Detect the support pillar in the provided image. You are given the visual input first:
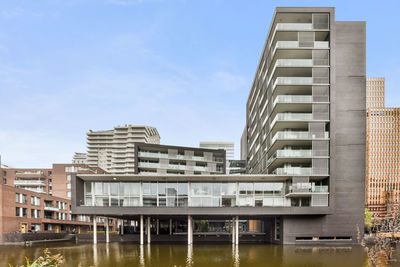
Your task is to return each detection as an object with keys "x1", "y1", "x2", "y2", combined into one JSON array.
[
  {"x1": 169, "y1": 218, "x2": 173, "y2": 235},
  {"x1": 93, "y1": 216, "x2": 97, "y2": 244},
  {"x1": 105, "y1": 217, "x2": 109, "y2": 243},
  {"x1": 232, "y1": 217, "x2": 235, "y2": 244},
  {"x1": 147, "y1": 216, "x2": 151, "y2": 244},
  {"x1": 156, "y1": 219, "x2": 159, "y2": 235},
  {"x1": 235, "y1": 216, "x2": 239, "y2": 245},
  {"x1": 188, "y1": 216, "x2": 192, "y2": 245},
  {"x1": 121, "y1": 219, "x2": 124, "y2": 235},
  {"x1": 140, "y1": 215, "x2": 144, "y2": 245}
]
